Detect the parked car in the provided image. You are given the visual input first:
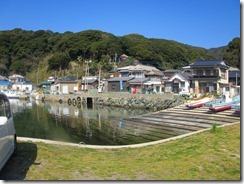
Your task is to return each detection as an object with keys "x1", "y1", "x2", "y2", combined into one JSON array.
[{"x1": 0, "y1": 92, "x2": 17, "y2": 171}]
